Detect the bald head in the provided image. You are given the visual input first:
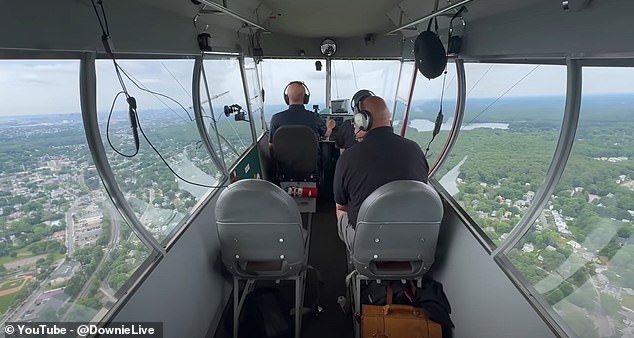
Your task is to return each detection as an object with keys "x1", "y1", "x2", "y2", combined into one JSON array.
[
  {"x1": 359, "y1": 96, "x2": 391, "y2": 129},
  {"x1": 287, "y1": 82, "x2": 306, "y2": 105}
]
